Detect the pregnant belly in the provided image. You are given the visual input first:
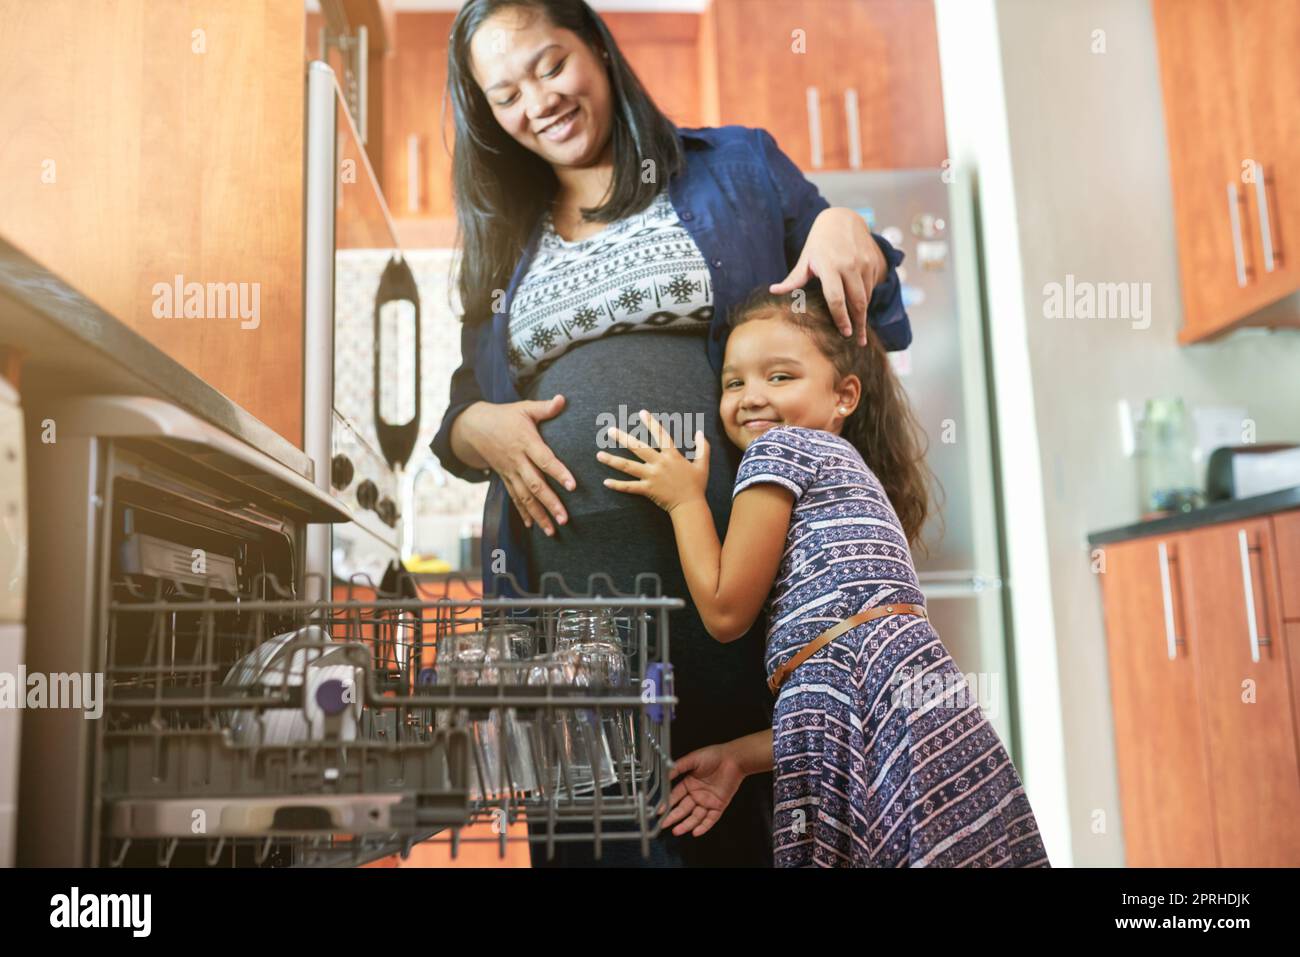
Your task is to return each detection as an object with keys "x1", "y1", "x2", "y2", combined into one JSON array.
[{"x1": 520, "y1": 331, "x2": 739, "y2": 520}]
